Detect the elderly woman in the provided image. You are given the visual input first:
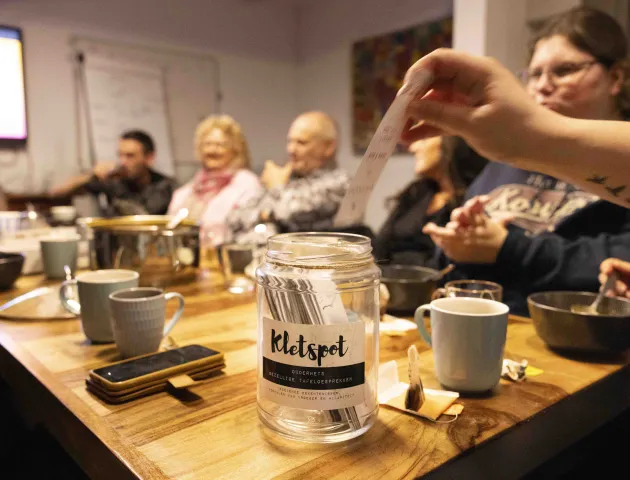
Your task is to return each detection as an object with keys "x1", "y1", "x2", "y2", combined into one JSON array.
[
  {"x1": 424, "y1": 7, "x2": 630, "y2": 315},
  {"x1": 168, "y1": 115, "x2": 262, "y2": 246}
]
